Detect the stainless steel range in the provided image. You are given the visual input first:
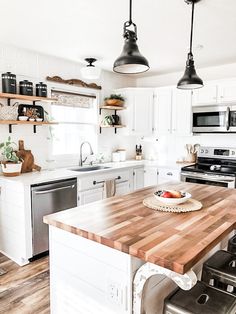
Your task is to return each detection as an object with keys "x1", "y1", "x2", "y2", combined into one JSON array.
[{"x1": 181, "y1": 146, "x2": 236, "y2": 188}]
